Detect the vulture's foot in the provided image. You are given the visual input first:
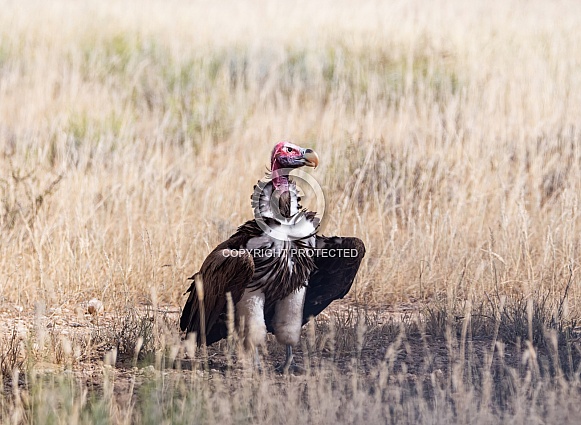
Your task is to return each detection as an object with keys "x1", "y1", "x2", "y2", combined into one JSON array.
[
  {"x1": 274, "y1": 345, "x2": 306, "y2": 375},
  {"x1": 275, "y1": 362, "x2": 306, "y2": 375}
]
